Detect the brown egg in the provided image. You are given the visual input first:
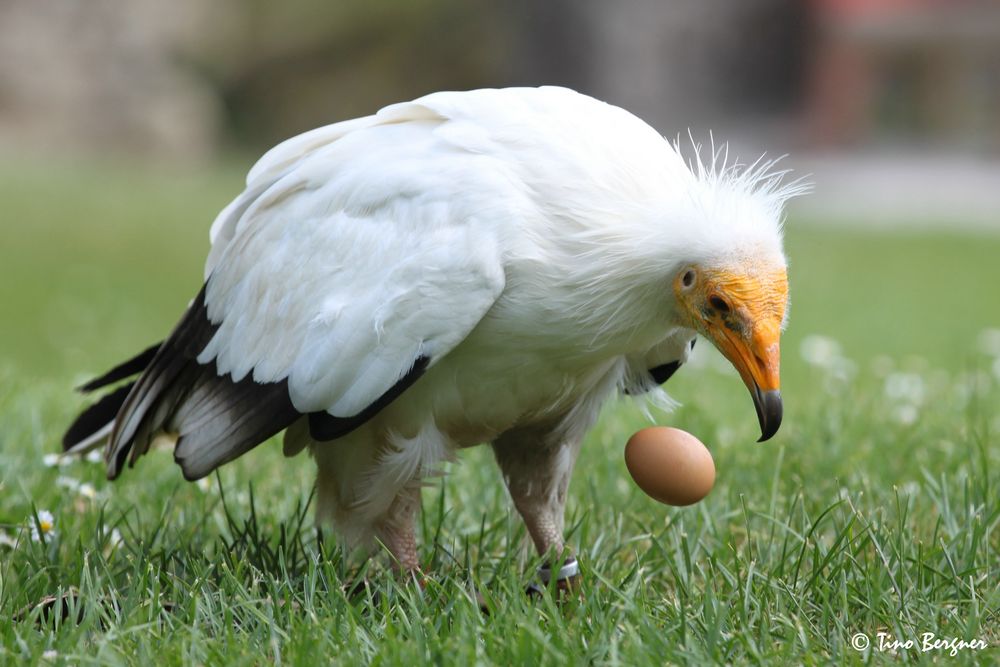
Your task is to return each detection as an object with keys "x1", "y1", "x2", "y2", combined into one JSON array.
[{"x1": 624, "y1": 427, "x2": 715, "y2": 506}]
